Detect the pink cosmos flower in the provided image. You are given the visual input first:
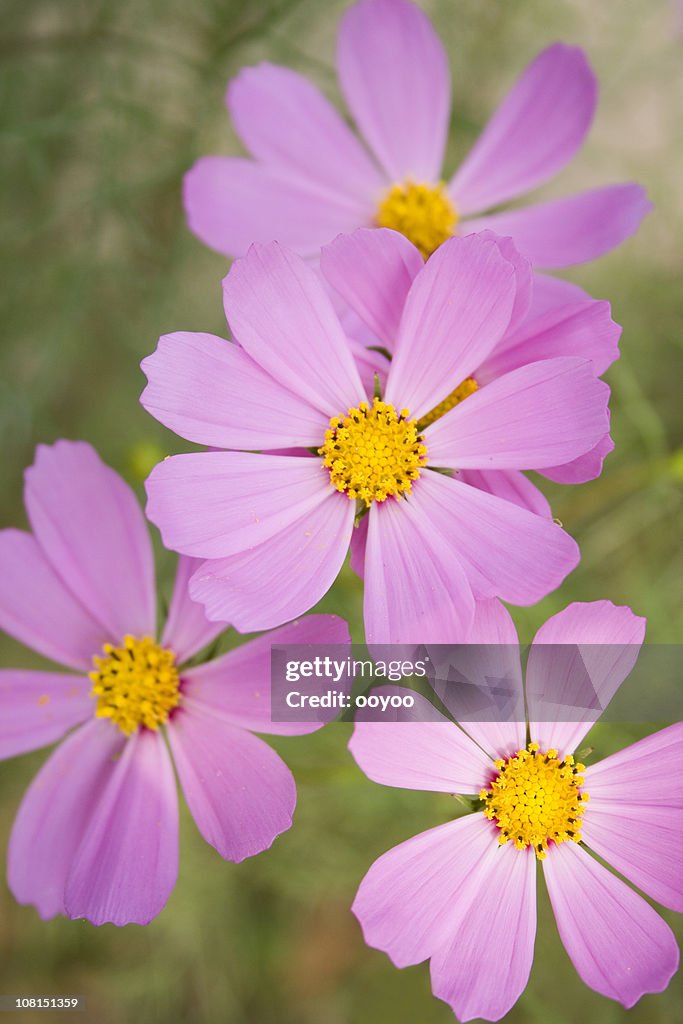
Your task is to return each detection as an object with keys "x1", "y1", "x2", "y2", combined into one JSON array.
[
  {"x1": 323, "y1": 228, "x2": 620, "y2": 512},
  {"x1": 349, "y1": 600, "x2": 682, "y2": 1021},
  {"x1": 0, "y1": 440, "x2": 350, "y2": 926},
  {"x1": 143, "y1": 233, "x2": 610, "y2": 643},
  {"x1": 184, "y1": 0, "x2": 650, "y2": 298}
]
